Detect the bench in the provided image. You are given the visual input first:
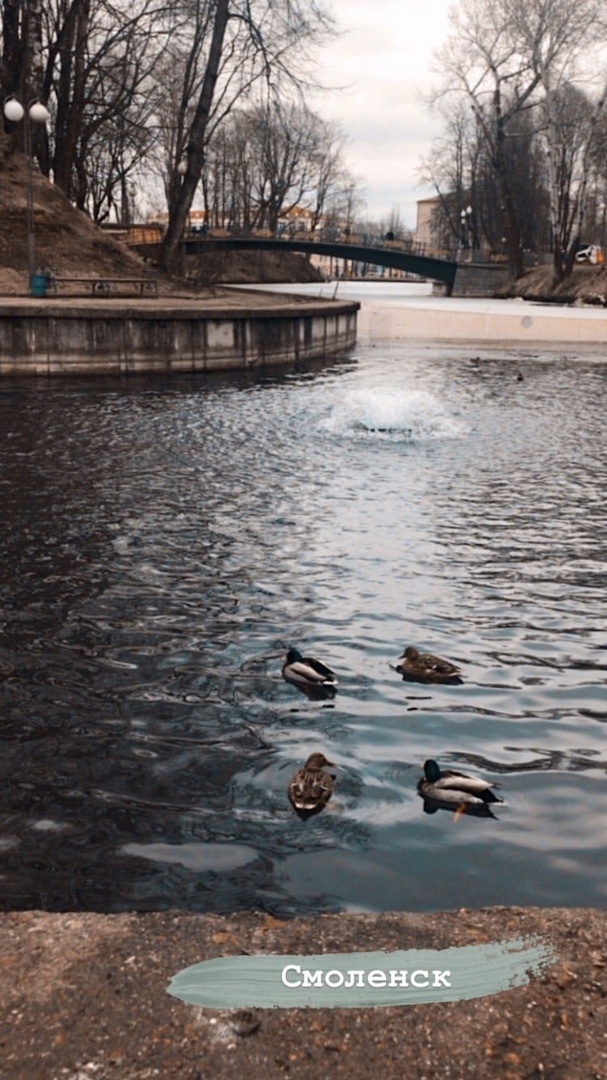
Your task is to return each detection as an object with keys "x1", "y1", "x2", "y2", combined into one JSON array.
[{"x1": 49, "y1": 276, "x2": 159, "y2": 297}]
